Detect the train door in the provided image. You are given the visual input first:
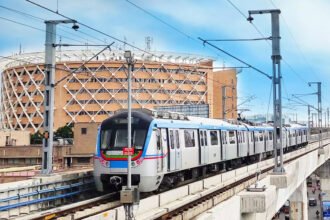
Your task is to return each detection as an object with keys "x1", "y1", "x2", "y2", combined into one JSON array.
[
  {"x1": 156, "y1": 129, "x2": 167, "y2": 173},
  {"x1": 199, "y1": 130, "x2": 207, "y2": 164},
  {"x1": 168, "y1": 129, "x2": 176, "y2": 171},
  {"x1": 204, "y1": 130, "x2": 209, "y2": 164},
  {"x1": 174, "y1": 130, "x2": 182, "y2": 170},
  {"x1": 156, "y1": 129, "x2": 162, "y2": 173},
  {"x1": 161, "y1": 129, "x2": 168, "y2": 171},
  {"x1": 220, "y1": 131, "x2": 227, "y2": 161}
]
